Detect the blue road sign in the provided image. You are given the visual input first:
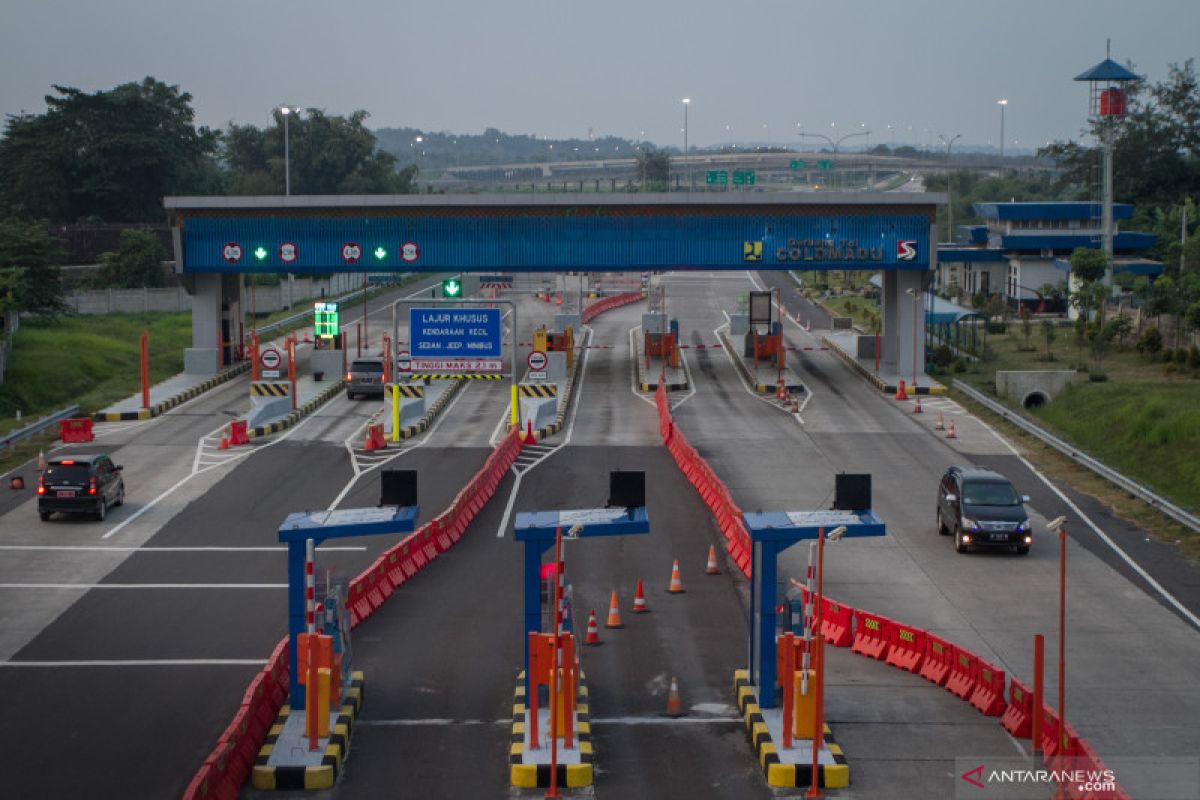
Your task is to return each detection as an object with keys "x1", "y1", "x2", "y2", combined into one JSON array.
[{"x1": 409, "y1": 307, "x2": 502, "y2": 366}]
